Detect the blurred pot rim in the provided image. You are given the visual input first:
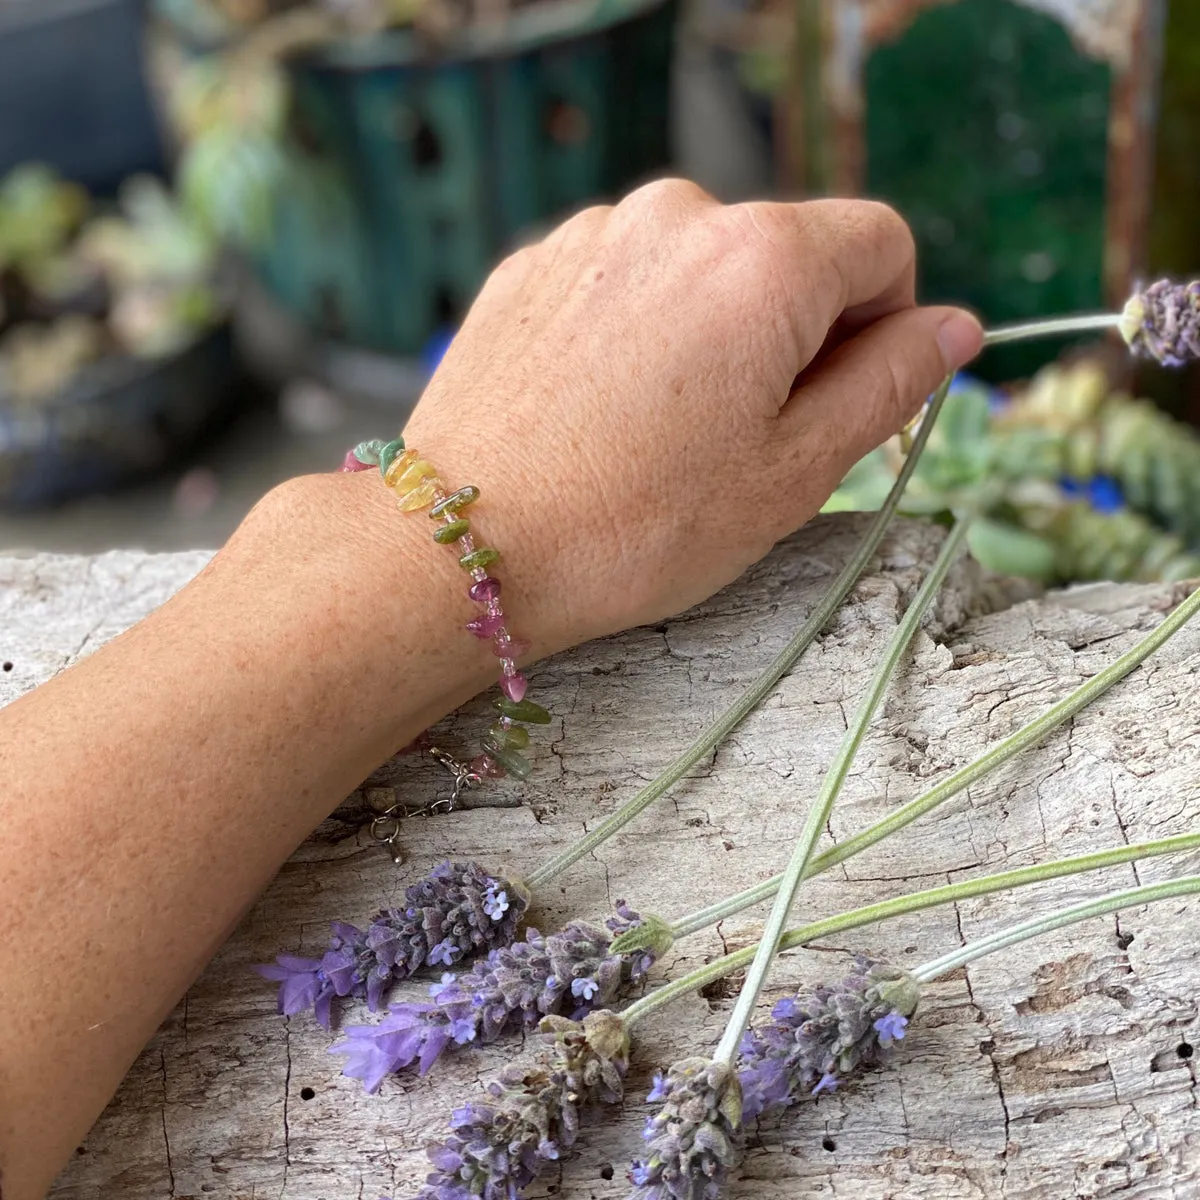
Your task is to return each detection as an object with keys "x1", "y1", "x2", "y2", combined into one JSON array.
[
  {"x1": 151, "y1": 0, "x2": 670, "y2": 69},
  {"x1": 0, "y1": 321, "x2": 231, "y2": 439}
]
